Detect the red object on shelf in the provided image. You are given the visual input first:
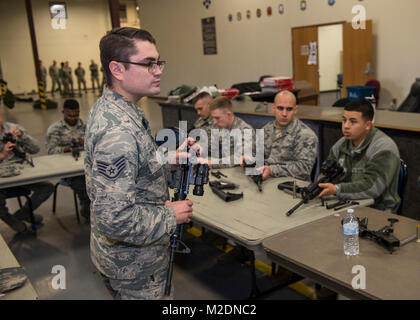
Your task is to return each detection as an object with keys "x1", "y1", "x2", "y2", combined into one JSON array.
[
  {"x1": 220, "y1": 88, "x2": 240, "y2": 98},
  {"x1": 261, "y1": 76, "x2": 294, "y2": 87}
]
